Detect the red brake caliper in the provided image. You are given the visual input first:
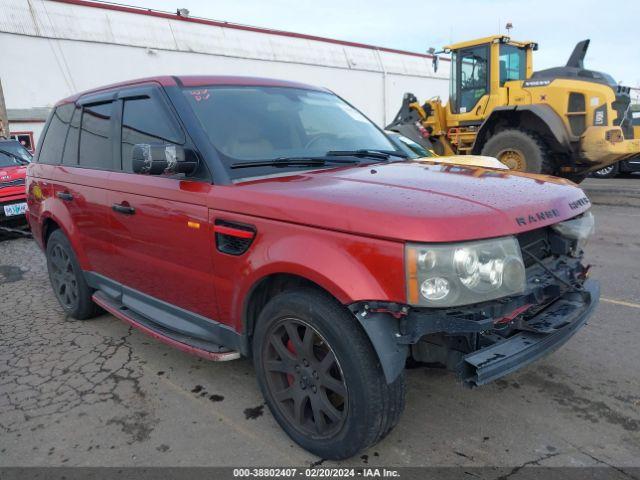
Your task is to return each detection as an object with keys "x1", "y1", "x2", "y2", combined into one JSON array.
[{"x1": 286, "y1": 339, "x2": 296, "y2": 386}]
